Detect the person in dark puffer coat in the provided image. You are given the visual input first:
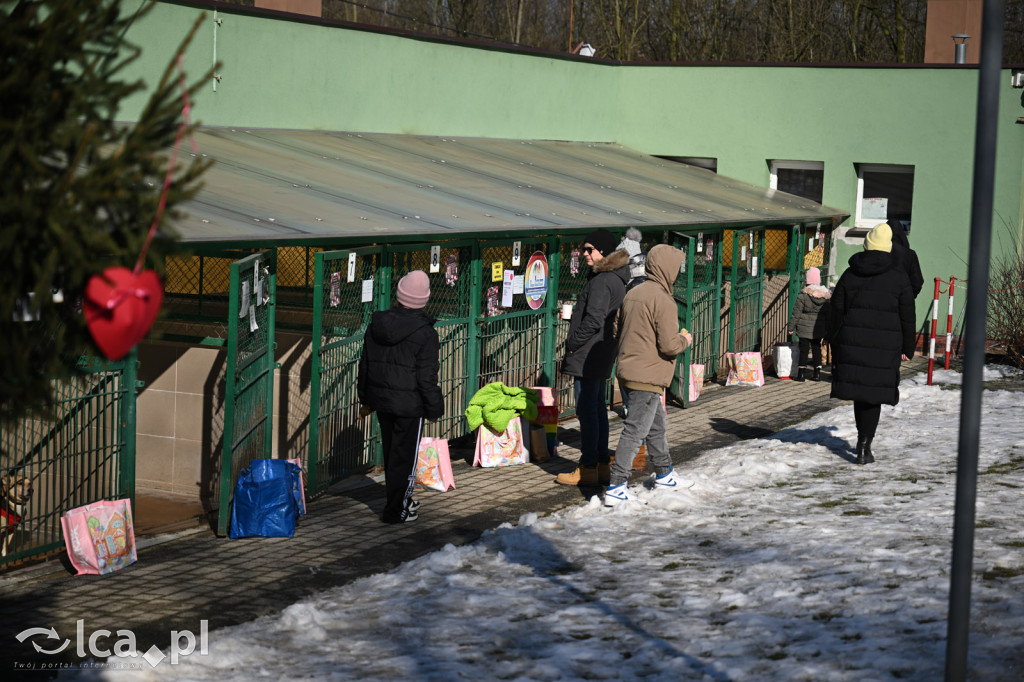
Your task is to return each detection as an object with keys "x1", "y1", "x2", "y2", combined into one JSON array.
[
  {"x1": 889, "y1": 221, "x2": 924, "y2": 299},
  {"x1": 829, "y1": 223, "x2": 916, "y2": 465},
  {"x1": 787, "y1": 266, "x2": 831, "y2": 382},
  {"x1": 358, "y1": 270, "x2": 444, "y2": 523}
]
